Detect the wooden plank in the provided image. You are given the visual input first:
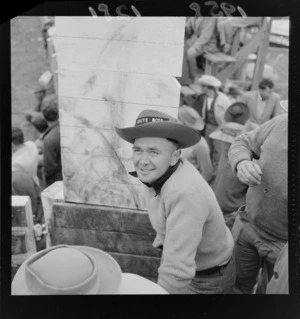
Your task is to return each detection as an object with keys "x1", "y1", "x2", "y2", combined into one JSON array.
[
  {"x1": 52, "y1": 202, "x2": 154, "y2": 235},
  {"x1": 204, "y1": 52, "x2": 237, "y2": 63},
  {"x1": 55, "y1": 17, "x2": 185, "y2": 45},
  {"x1": 55, "y1": 36, "x2": 184, "y2": 76},
  {"x1": 251, "y1": 18, "x2": 273, "y2": 90},
  {"x1": 58, "y1": 69, "x2": 181, "y2": 107},
  {"x1": 63, "y1": 175, "x2": 147, "y2": 210},
  {"x1": 217, "y1": 29, "x2": 264, "y2": 83},
  {"x1": 50, "y1": 228, "x2": 161, "y2": 258},
  {"x1": 59, "y1": 97, "x2": 178, "y2": 130},
  {"x1": 111, "y1": 252, "x2": 160, "y2": 278}
]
